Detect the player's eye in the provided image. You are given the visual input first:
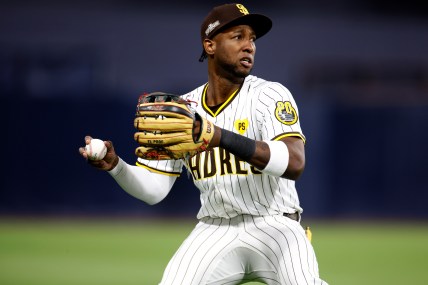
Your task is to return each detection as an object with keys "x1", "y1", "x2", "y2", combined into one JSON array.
[{"x1": 232, "y1": 34, "x2": 242, "y2": 39}]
